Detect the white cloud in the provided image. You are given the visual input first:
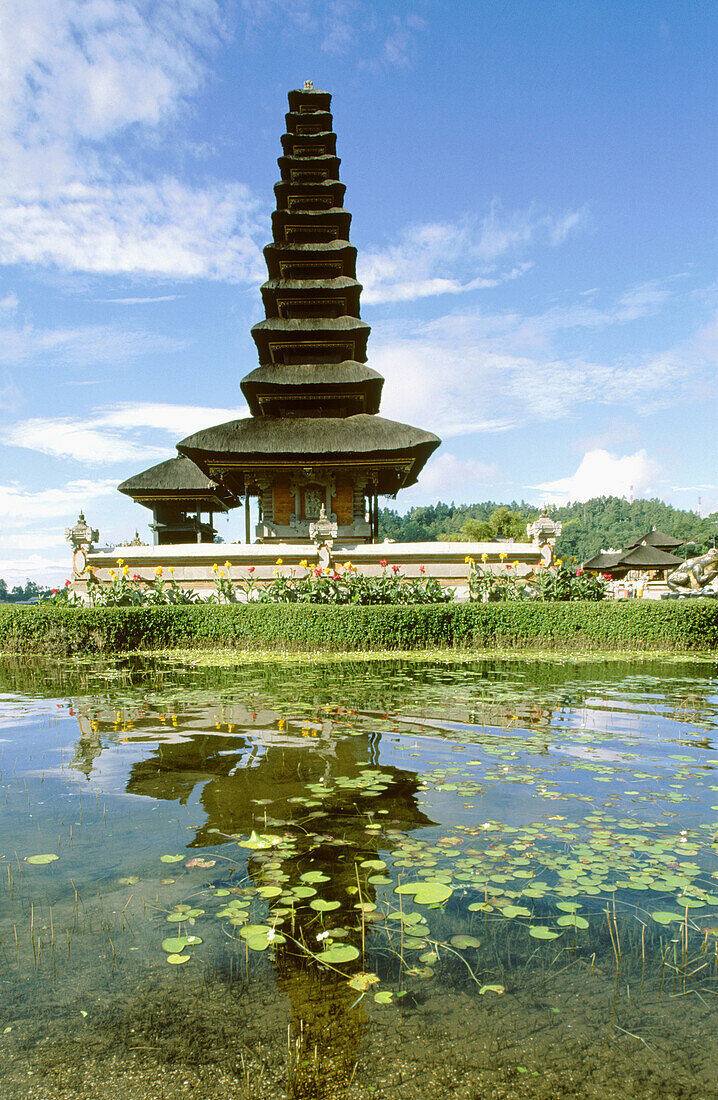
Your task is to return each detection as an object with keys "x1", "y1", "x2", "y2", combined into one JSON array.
[
  {"x1": 0, "y1": 532, "x2": 67, "y2": 551},
  {"x1": 2, "y1": 402, "x2": 248, "y2": 463},
  {"x1": 92, "y1": 296, "x2": 182, "y2": 305},
  {"x1": 0, "y1": 479, "x2": 118, "y2": 524},
  {"x1": 359, "y1": 203, "x2": 585, "y2": 305},
  {"x1": 0, "y1": 179, "x2": 265, "y2": 282},
  {"x1": 96, "y1": 402, "x2": 248, "y2": 436},
  {"x1": 374, "y1": 288, "x2": 715, "y2": 438},
  {"x1": 532, "y1": 449, "x2": 660, "y2": 505},
  {"x1": 0, "y1": 0, "x2": 267, "y2": 282},
  {"x1": 3, "y1": 419, "x2": 170, "y2": 465},
  {"x1": 0, "y1": 553, "x2": 74, "y2": 587},
  {"x1": 0, "y1": 318, "x2": 182, "y2": 366},
  {"x1": 412, "y1": 453, "x2": 500, "y2": 500}
]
